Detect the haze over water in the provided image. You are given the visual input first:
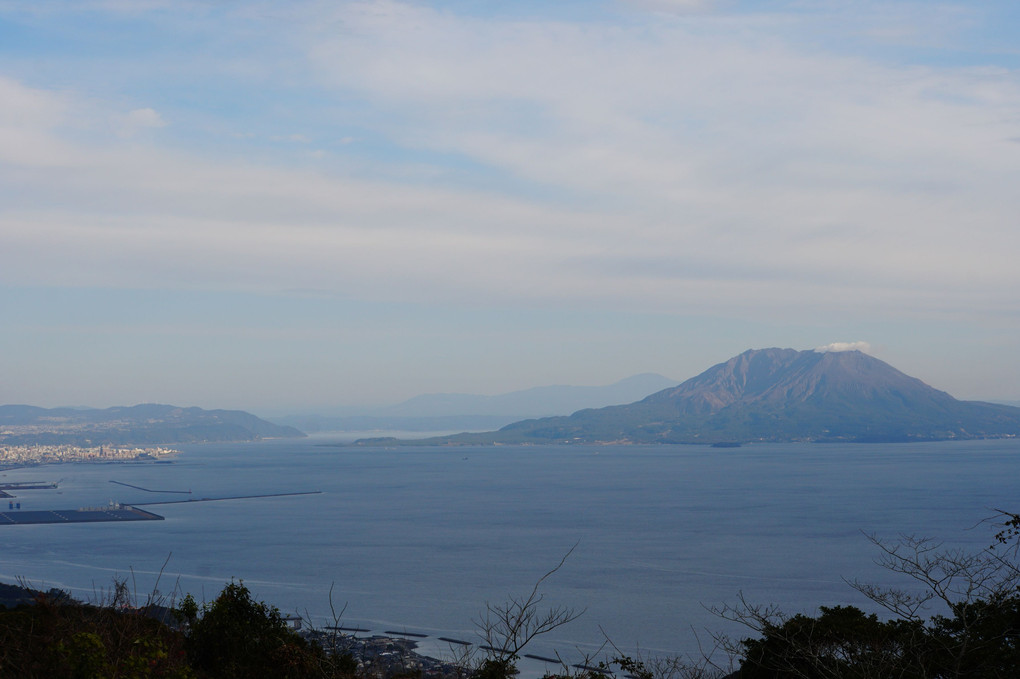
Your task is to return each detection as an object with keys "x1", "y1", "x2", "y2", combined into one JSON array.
[{"x1": 1, "y1": 439, "x2": 1017, "y2": 670}]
